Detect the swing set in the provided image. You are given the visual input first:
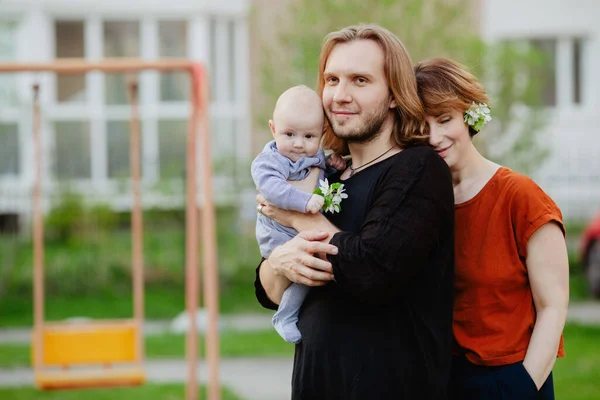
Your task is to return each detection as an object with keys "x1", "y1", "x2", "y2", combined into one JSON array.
[{"x1": 0, "y1": 59, "x2": 221, "y2": 400}]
